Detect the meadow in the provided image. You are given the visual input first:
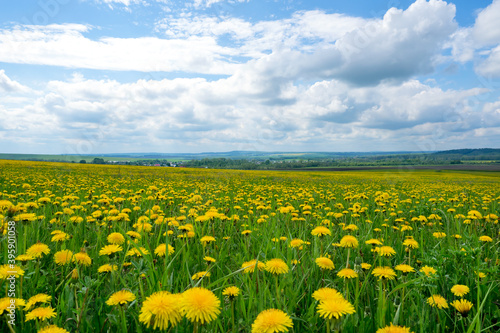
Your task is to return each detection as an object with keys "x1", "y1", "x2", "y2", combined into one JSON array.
[{"x1": 0, "y1": 160, "x2": 498, "y2": 333}]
